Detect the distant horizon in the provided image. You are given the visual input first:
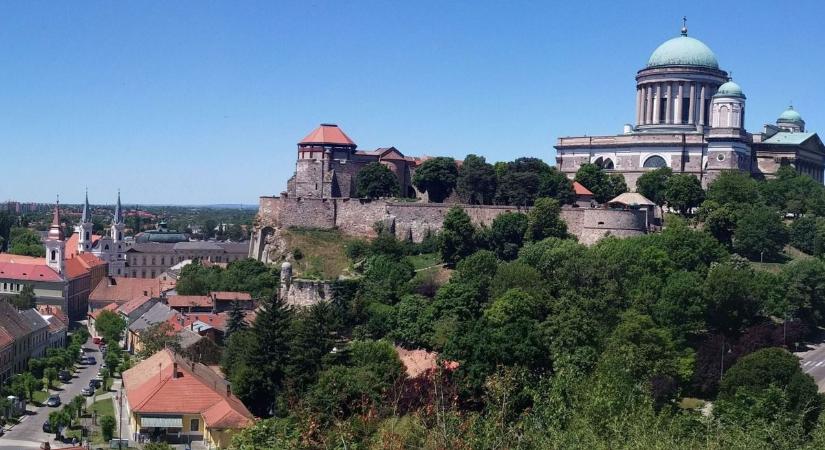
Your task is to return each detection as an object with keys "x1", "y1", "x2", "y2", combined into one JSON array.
[{"x1": 2, "y1": 1, "x2": 823, "y2": 203}]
